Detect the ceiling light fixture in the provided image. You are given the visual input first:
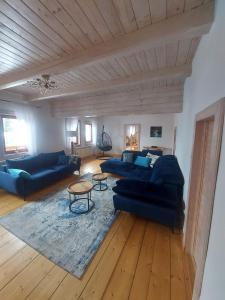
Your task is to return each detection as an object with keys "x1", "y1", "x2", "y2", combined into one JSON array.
[{"x1": 24, "y1": 74, "x2": 58, "y2": 95}]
